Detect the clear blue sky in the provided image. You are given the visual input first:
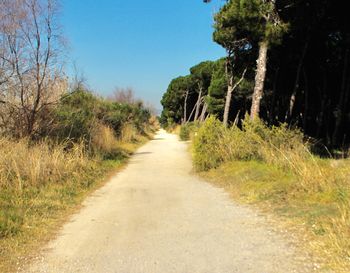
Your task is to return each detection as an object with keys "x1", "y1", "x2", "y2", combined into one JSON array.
[{"x1": 61, "y1": 0, "x2": 225, "y2": 110}]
